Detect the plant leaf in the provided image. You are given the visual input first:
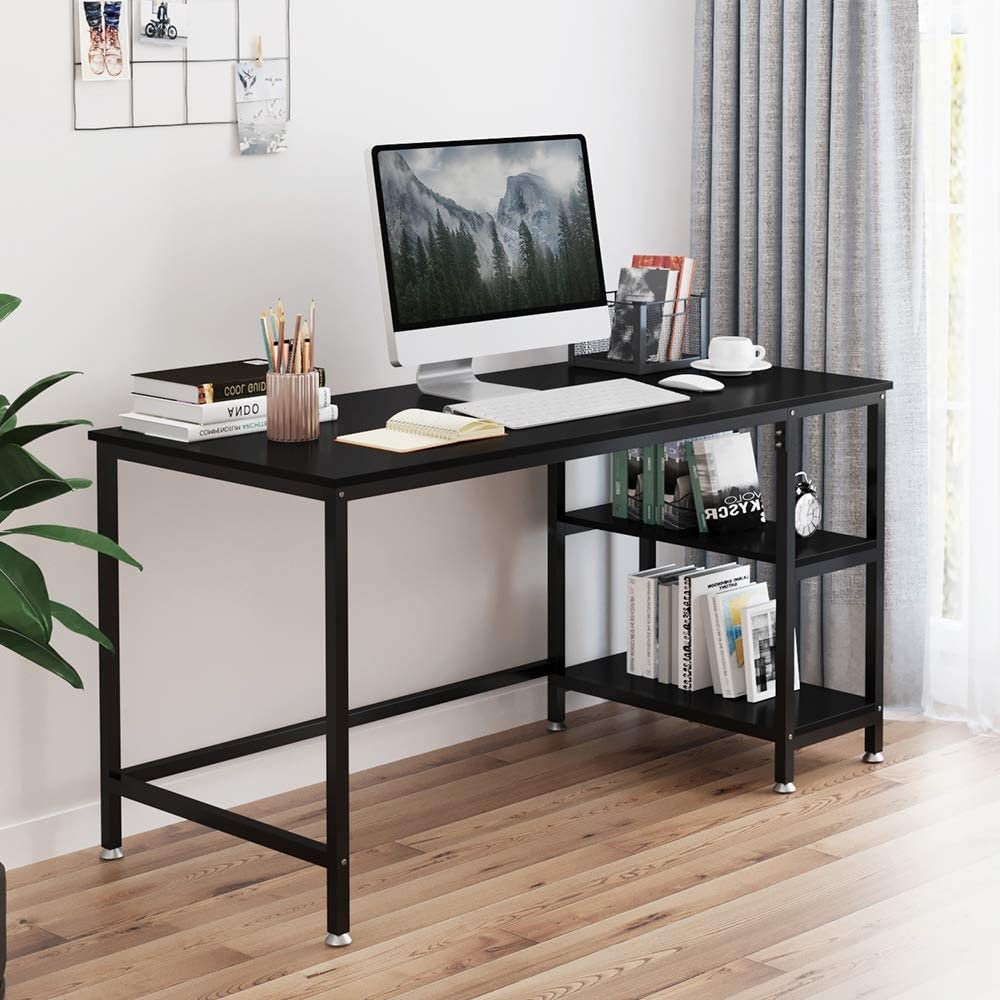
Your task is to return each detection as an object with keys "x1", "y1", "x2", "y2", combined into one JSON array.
[
  {"x1": 0, "y1": 295, "x2": 21, "y2": 324},
  {"x1": 0, "y1": 541, "x2": 52, "y2": 642},
  {"x1": 50, "y1": 600, "x2": 114, "y2": 652},
  {"x1": 0, "y1": 444, "x2": 76, "y2": 511},
  {"x1": 1, "y1": 419, "x2": 92, "y2": 446},
  {"x1": 0, "y1": 627, "x2": 83, "y2": 688},
  {"x1": 0, "y1": 525, "x2": 142, "y2": 570},
  {"x1": 3, "y1": 372, "x2": 81, "y2": 424},
  {"x1": 66, "y1": 478, "x2": 92, "y2": 491},
  {"x1": 0, "y1": 414, "x2": 15, "y2": 433}
]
